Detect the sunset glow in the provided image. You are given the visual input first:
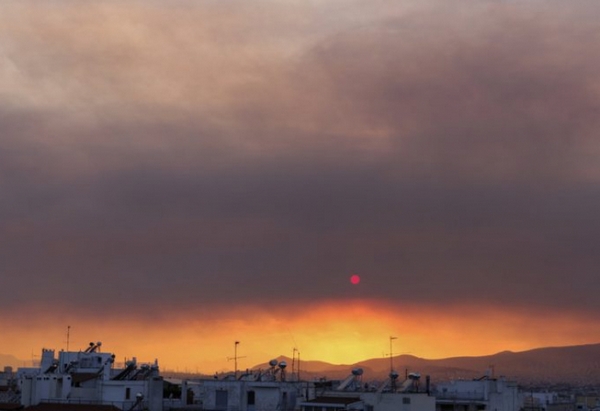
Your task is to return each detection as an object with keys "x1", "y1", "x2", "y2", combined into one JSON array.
[
  {"x1": 1, "y1": 300, "x2": 598, "y2": 373},
  {"x1": 1, "y1": 0, "x2": 600, "y2": 377}
]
